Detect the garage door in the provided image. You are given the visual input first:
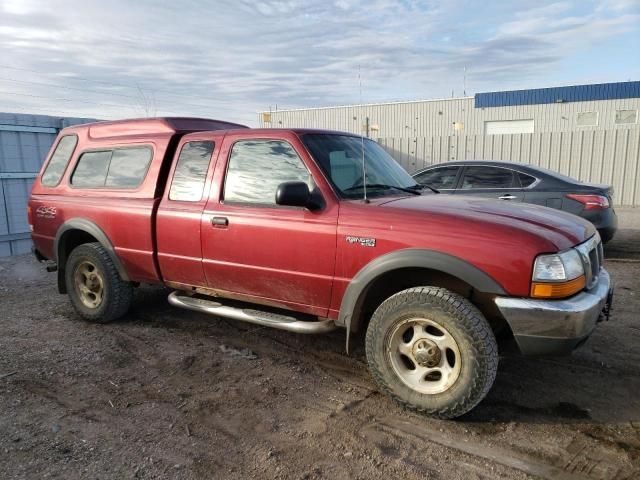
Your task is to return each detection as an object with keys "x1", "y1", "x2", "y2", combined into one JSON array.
[{"x1": 484, "y1": 119, "x2": 534, "y2": 135}]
